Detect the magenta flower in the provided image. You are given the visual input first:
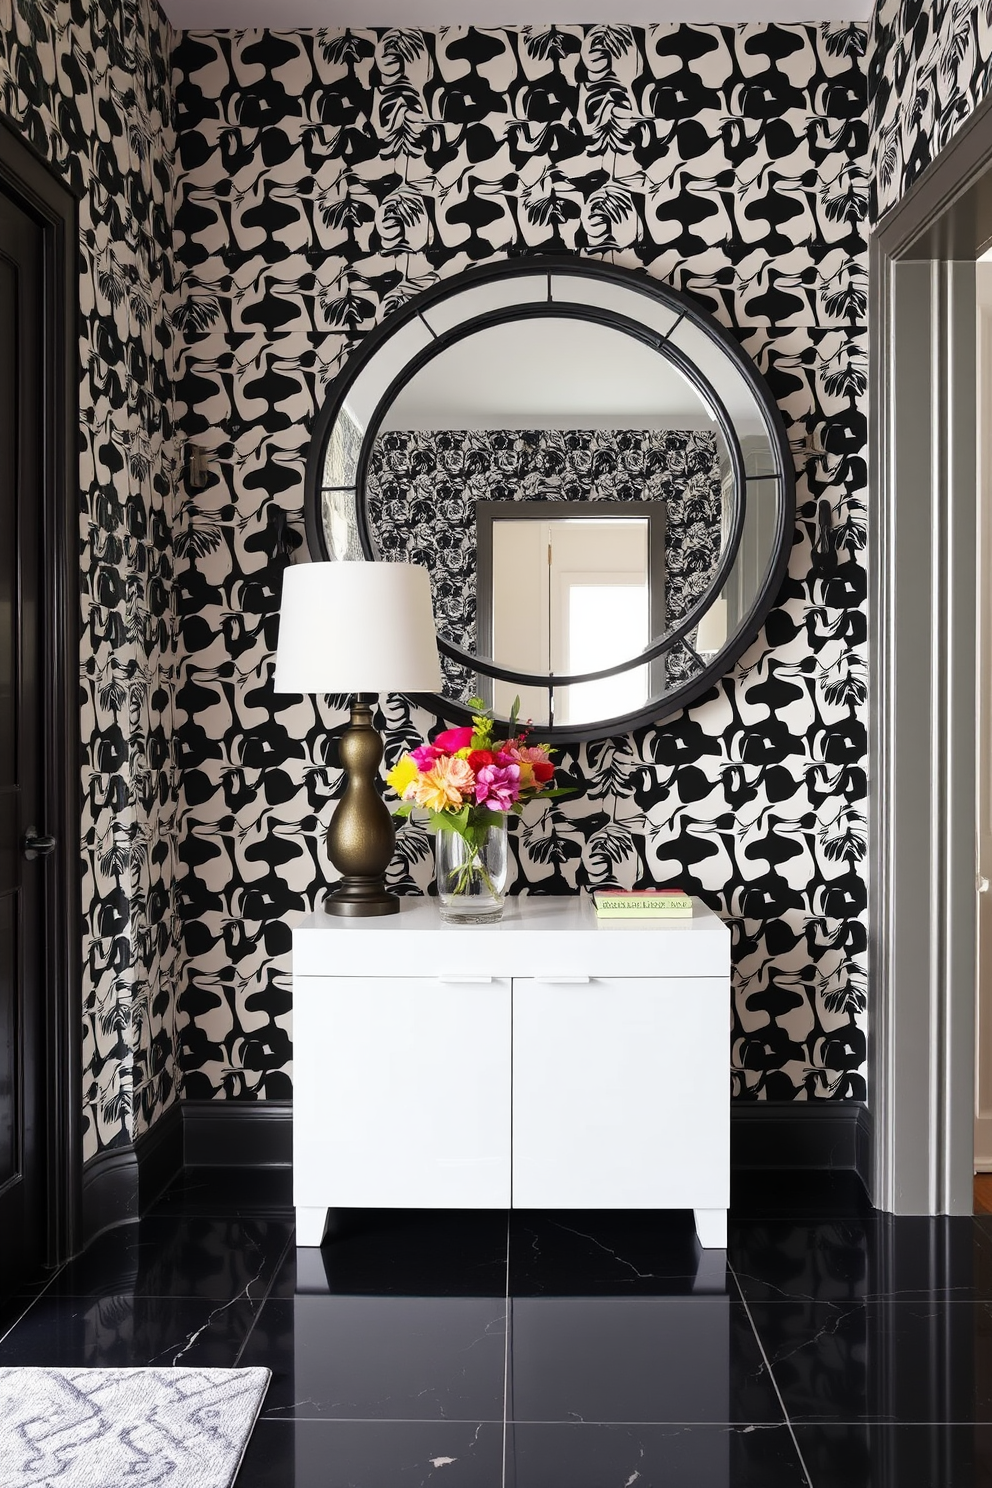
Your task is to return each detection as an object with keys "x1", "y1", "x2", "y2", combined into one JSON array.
[
  {"x1": 410, "y1": 743, "x2": 442, "y2": 772},
  {"x1": 474, "y1": 762, "x2": 521, "y2": 811},
  {"x1": 434, "y1": 725, "x2": 474, "y2": 753}
]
